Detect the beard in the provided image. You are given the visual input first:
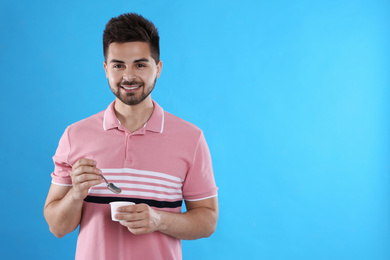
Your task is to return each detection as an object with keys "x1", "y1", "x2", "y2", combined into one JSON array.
[{"x1": 109, "y1": 77, "x2": 157, "y2": 106}]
